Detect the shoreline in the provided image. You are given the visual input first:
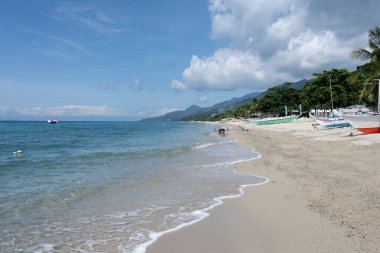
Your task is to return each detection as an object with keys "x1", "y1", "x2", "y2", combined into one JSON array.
[
  {"x1": 134, "y1": 150, "x2": 268, "y2": 253},
  {"x1": 147, "y1": 122, "x2": 380, "y2": 253}
]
